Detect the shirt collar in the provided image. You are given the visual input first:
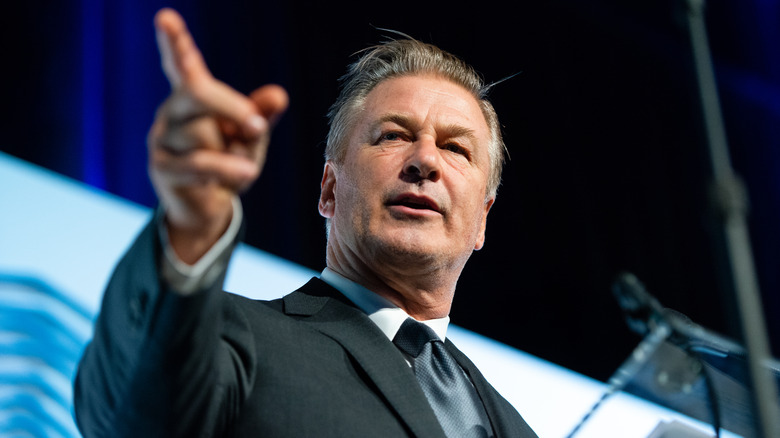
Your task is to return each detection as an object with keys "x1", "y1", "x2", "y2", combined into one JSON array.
[{"x1": 320, "y1": 267, "x2": 449, "y2": 341}]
